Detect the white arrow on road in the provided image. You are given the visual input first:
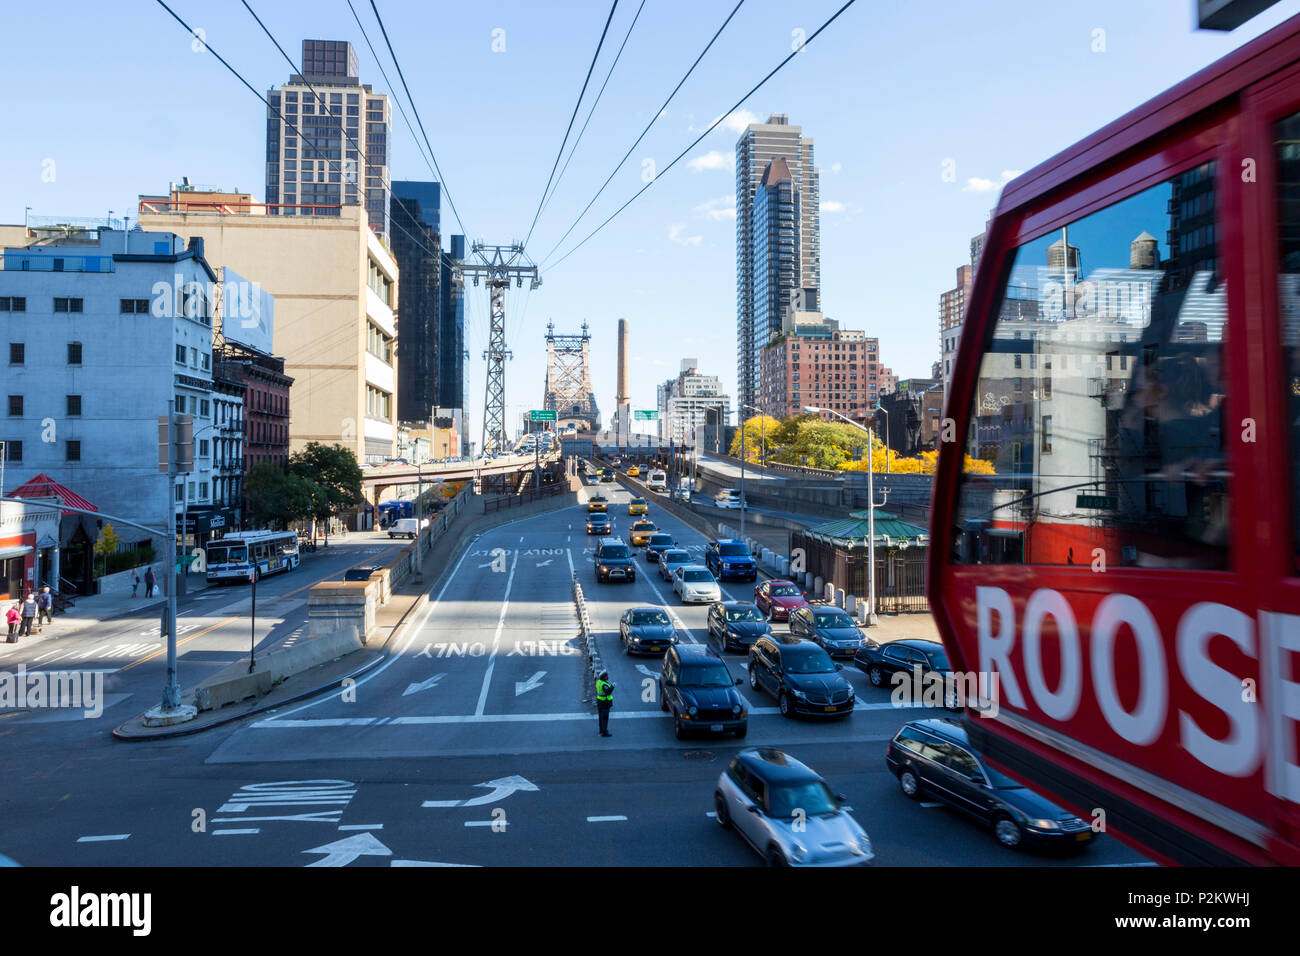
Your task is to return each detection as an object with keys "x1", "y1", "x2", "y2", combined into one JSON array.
[
  {"x1": 421, "y1": 775, "x2": 540, "y2": 808},
  {"x1": 635, "y1": 664, "x2": 659, "y2": 679},
  {"x1": 303, "y1": 832, "x2": 392, "y2": 867},
  {"x1": 514, "y1": 671, "x2": 546, "y2": 696},
  {"x1": 535, "y1": 559, "x2": 552, "y2": 567},
  {"x1": 402, "y1": 673, "x2": 446, "y2": 697}
]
